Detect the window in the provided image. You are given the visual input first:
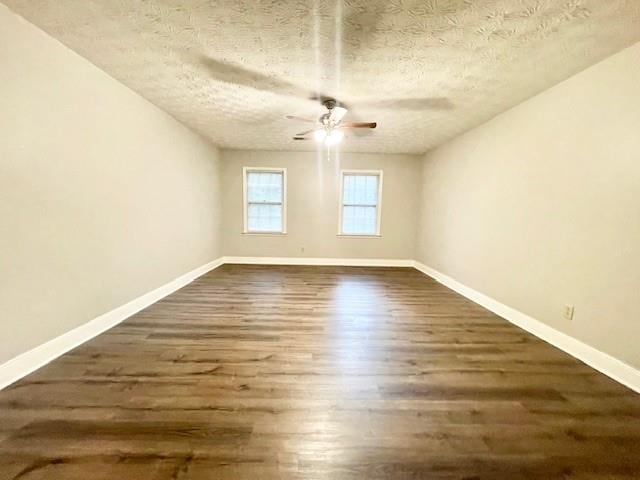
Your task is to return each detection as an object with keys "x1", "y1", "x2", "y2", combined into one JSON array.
[
  {"x1": 243, "y1": 167, "x2": 286, "y2": 234},
  {"x1": 339, "y1": 170, "x2": 383, "y2": 236}
]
